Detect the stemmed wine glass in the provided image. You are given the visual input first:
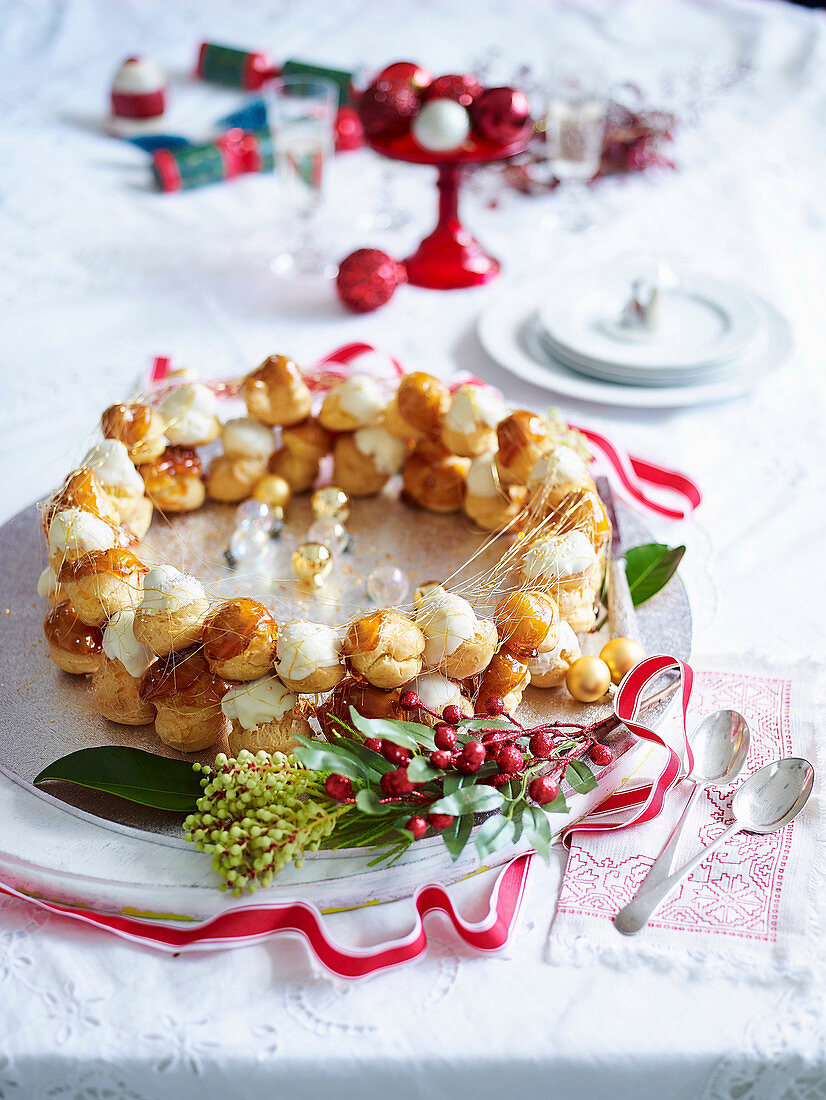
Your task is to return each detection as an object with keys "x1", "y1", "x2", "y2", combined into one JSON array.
[
  {"x1": 266, "y1": 76, "x2": 338, "y2": 278},
  {"x1": 544, "y1": 76, "x2": 607, "y2": 231}
]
